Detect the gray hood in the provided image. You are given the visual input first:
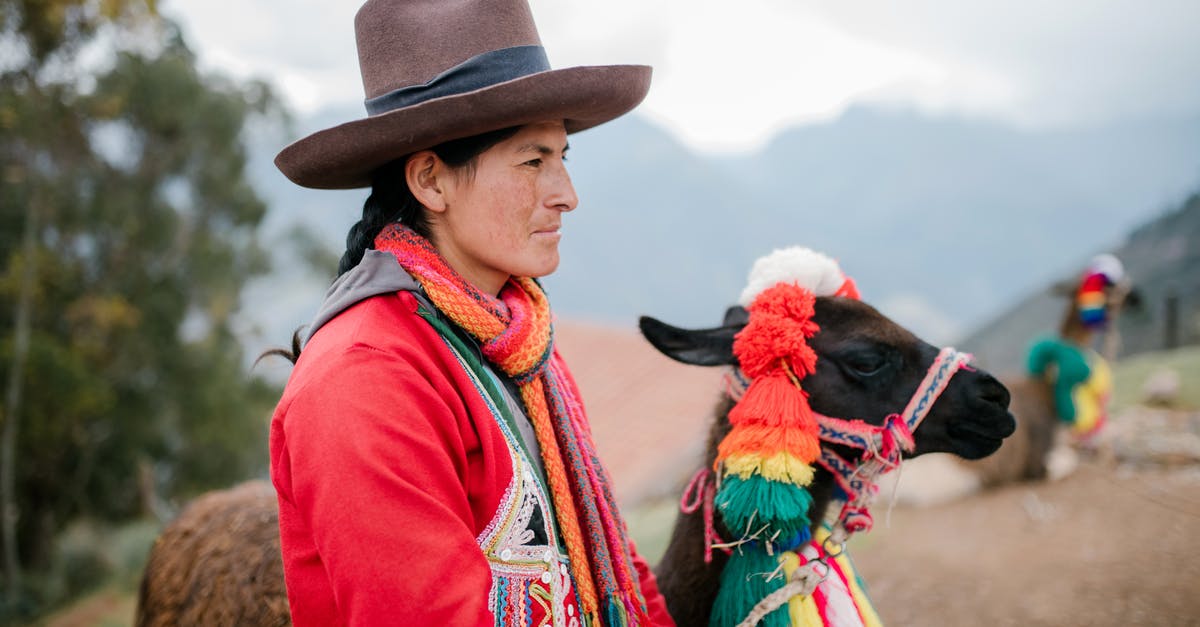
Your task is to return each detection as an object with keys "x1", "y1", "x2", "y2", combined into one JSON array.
[{"x1": 306, "y1": 249, "x2": 422, "y2": 343}]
